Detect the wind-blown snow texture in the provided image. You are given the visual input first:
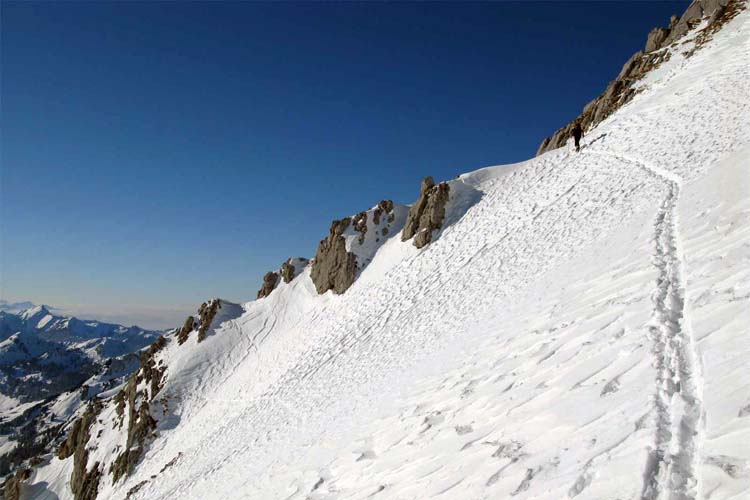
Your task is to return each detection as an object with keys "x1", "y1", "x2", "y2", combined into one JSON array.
[{"x1": 25, "y1": 7, "x2": 750, "y2": 500}]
